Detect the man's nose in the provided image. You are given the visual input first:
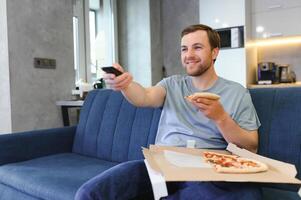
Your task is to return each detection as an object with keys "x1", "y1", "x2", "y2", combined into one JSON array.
[{"x1": 186, "y1": 48, "x2": 195, "y2": 57}]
